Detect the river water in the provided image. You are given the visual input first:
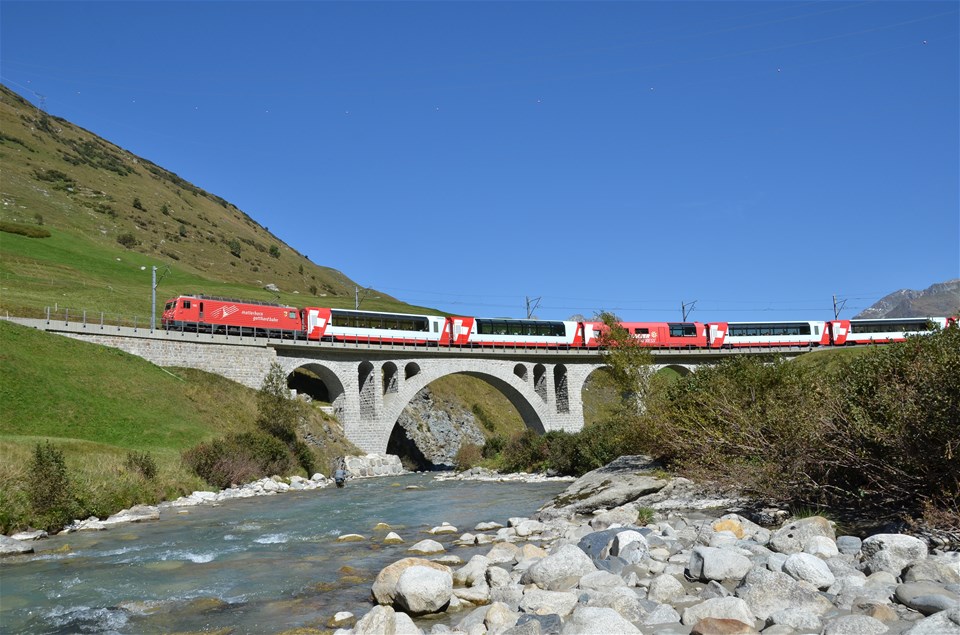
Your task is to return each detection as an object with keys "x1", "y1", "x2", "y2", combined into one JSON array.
[{"x1": 0, "y1": 473, "x2": 569, "y2": 634}]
